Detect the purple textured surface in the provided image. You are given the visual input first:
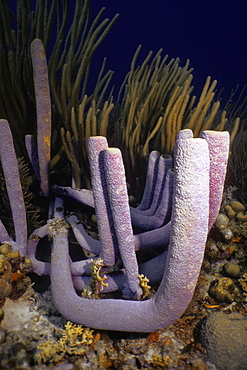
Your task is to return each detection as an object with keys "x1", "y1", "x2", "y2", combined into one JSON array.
[
  {"x1": 131, "y1": 168, "x2": 174, "y2": 231},
  {"x1": 136, "y1": 150, "x2": 160, "y2": 210},
  {"x1": 104, "y1": 147, "x2": 141, "y2": 298},
  {"x1": 68, "y1": 214, "x2": 101, "y2": 255},
  {"x1": 133, "y1": 154, "x2": 172, "y2": 216},
  {"x1": 52, "y1": 185, "x2": 94, "y2": 208},
  {"x1": 25, "y1": 134, "x2": 40, "y2": 181},
  {"x1": 27, "y1": 224, "x2": 50, "y2": 275},
  {"x1": 87, "y1": 136, "x2": 117, "y2": 266},
  {"x1": 50, "y1": 129, "x2": 214, "y2": 332},
  {"x1": 201, "y1": 130, "x2": 230, "y2": 230},
  {"x1": 0, "y1": 119, "x2": 27, "y2": 256},
  {"x1": 30, "y1": 39, "x2": 51, "y2": 197}
]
